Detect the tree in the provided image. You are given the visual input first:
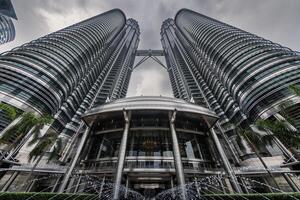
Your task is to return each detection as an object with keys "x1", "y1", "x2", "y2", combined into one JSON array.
[
  {"x1": 0, "y1": 108, "x2": 52, "y2": 161},
  {"x1": 0, "y1": 103, "x2": 18, "y2": 161},
  {"x1": 22, "y1": 129, "x2": 62, "y2": 191},
  {"x1": 236, "y1": 127, "x2": 280, "y2": 190},
  {"x1": 289, "y1": 85, "x2": 300, "y2": 97},
  {"x1": 234, "y1": 85, "x2": 300, "y2": 191},
  {"x1": 0, "y1": 103, "x2": 18, "y2": 121},
  {"x1": 256, "y1": 119, "x2": 300, "y2": 151}
]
